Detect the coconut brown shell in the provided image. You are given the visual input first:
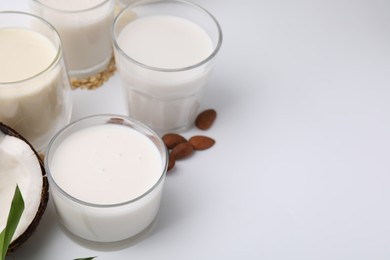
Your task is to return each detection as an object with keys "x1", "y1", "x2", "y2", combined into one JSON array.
[{"x1": 0, "y1": 122, "x2": 49, "y2": 253}]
